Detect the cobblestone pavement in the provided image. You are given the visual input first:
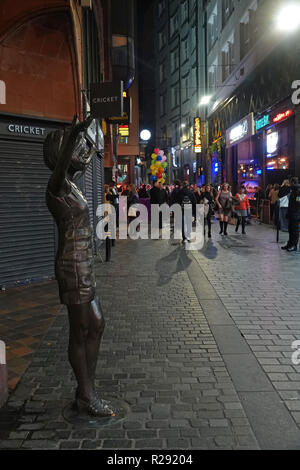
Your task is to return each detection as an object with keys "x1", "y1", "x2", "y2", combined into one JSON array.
[{"x1": 0, "y1": 221, "x2": 299, "y2": 450}]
